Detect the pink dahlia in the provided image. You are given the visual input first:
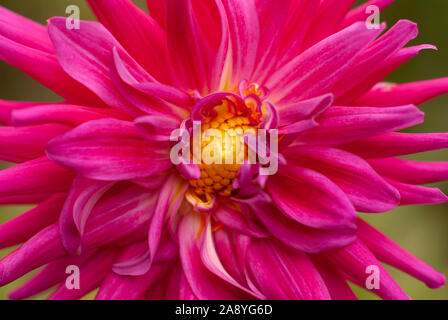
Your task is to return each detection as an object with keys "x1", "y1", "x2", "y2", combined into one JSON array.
[{"x1": 0, "y1": 0, "x2": 447, "y2": 300}]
